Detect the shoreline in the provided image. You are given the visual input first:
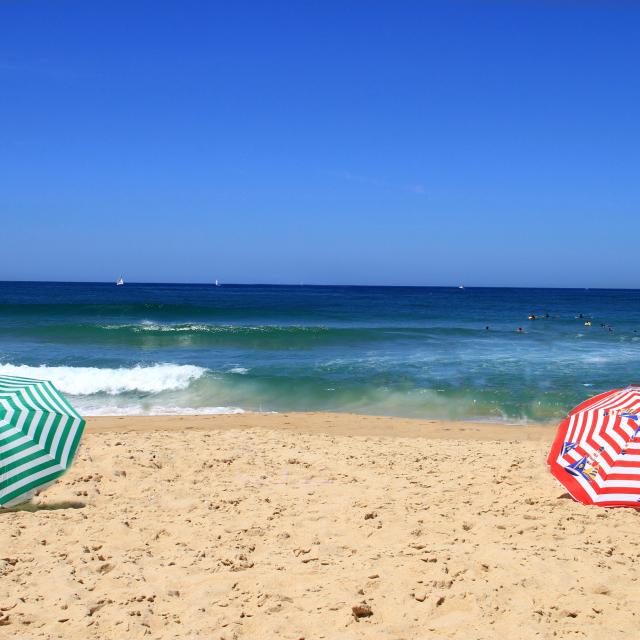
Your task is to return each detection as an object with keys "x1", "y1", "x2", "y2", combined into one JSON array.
[{"x1": 86, "y1": 411, "x2": 556, "y2": 441}]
